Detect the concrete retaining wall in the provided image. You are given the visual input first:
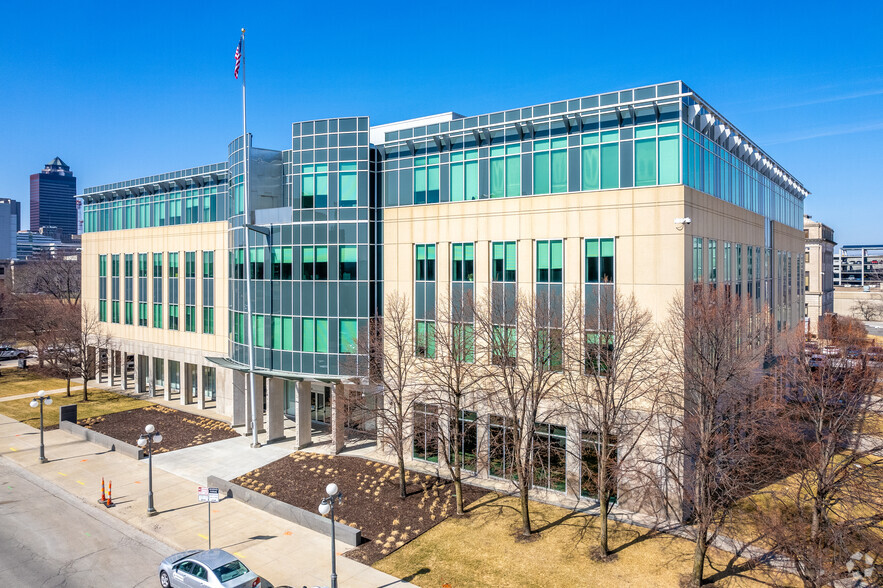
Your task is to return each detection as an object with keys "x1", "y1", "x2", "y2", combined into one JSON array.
[
  {"x1": 207, "y1": 475, "x2": 361, "y2": 546},
  {"x1": 59, "y1": 421, "x2": 145, "y2": 460}
]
